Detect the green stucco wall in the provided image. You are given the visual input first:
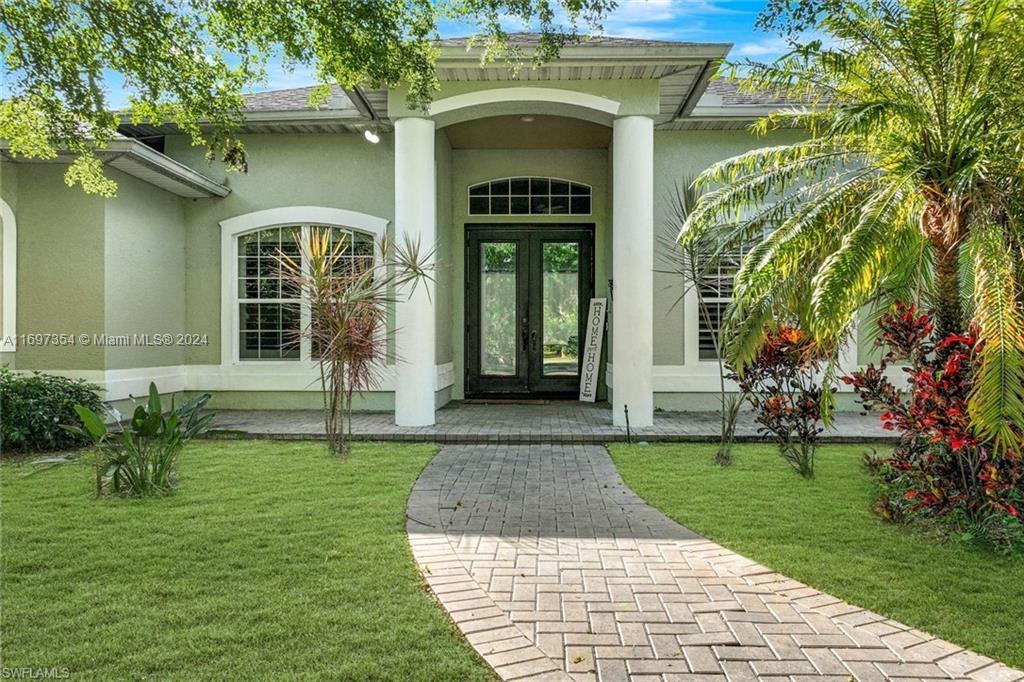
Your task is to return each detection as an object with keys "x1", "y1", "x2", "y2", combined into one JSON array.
[
  {"x1": 435, "y1": 131, "x2": 454, "y2": 365},
  {"x1": 0, "y1": 162, "x2": 190, "y2": 375},
  {"x1": 3, "y1": 164, "x2": 107, "y2": 370},
  {"x1": 103, "y1": 169, "x2": 187, "y2": 370},
  {"x1": 164, "y1": 132, "x2": 397, "y2": 366}
]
